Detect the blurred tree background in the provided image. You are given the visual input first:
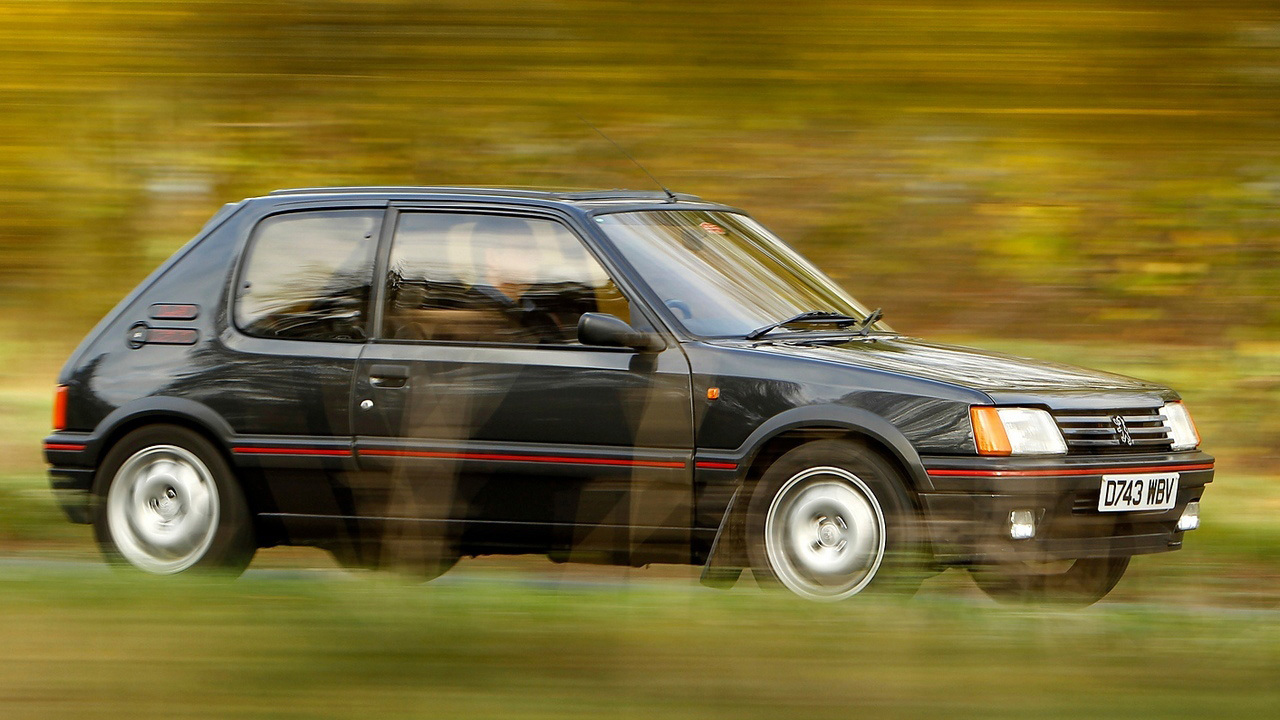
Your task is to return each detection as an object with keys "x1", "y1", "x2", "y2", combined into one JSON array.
[
  {"x1": 1, "y1": 0, "x2": 1277, "y2": 342},
  {"x1": 0, "y1": 0, "x2": 1277, "y2": 476}
]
